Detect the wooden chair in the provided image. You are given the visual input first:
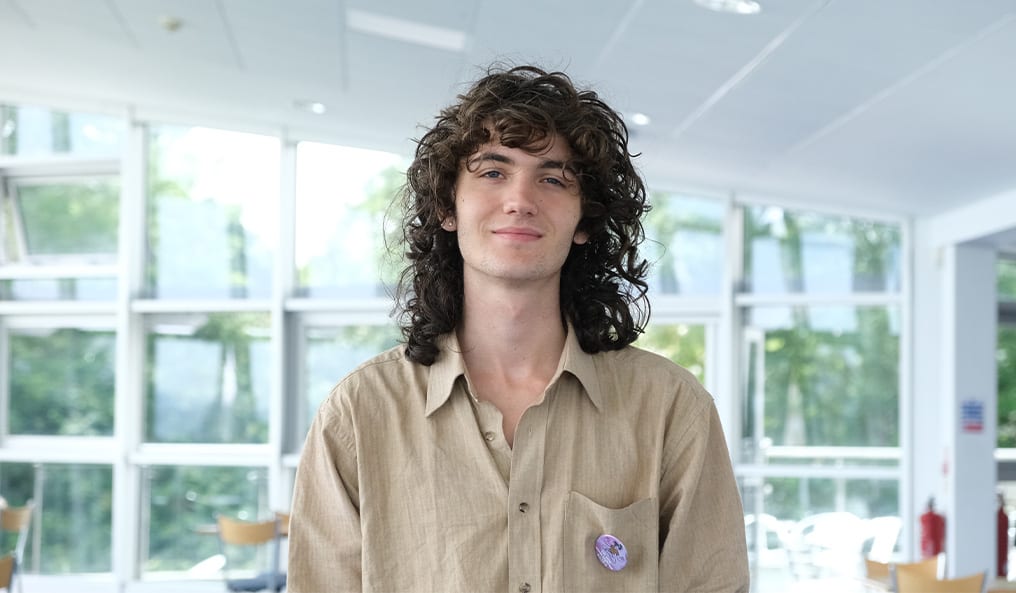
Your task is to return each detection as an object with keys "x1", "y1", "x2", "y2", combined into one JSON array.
[
  {"x1": 895, "y1": 570, "x2": 984, "y2": 593},
  {"x1": 0, "y1": 554, "x2": 13, "y2": 591},
  {"x1": 0, "y1": 501, "x2": 34, "y2": 593},
  {"x1": 893, "y1": 556, "x2": 941, "y2": 581},
  {"x1": 216, "y1": 515, "x2": 286, "y2": 592},
  {"x1": 865, "y1": 557, "x2": 891, "y2": 580}
]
